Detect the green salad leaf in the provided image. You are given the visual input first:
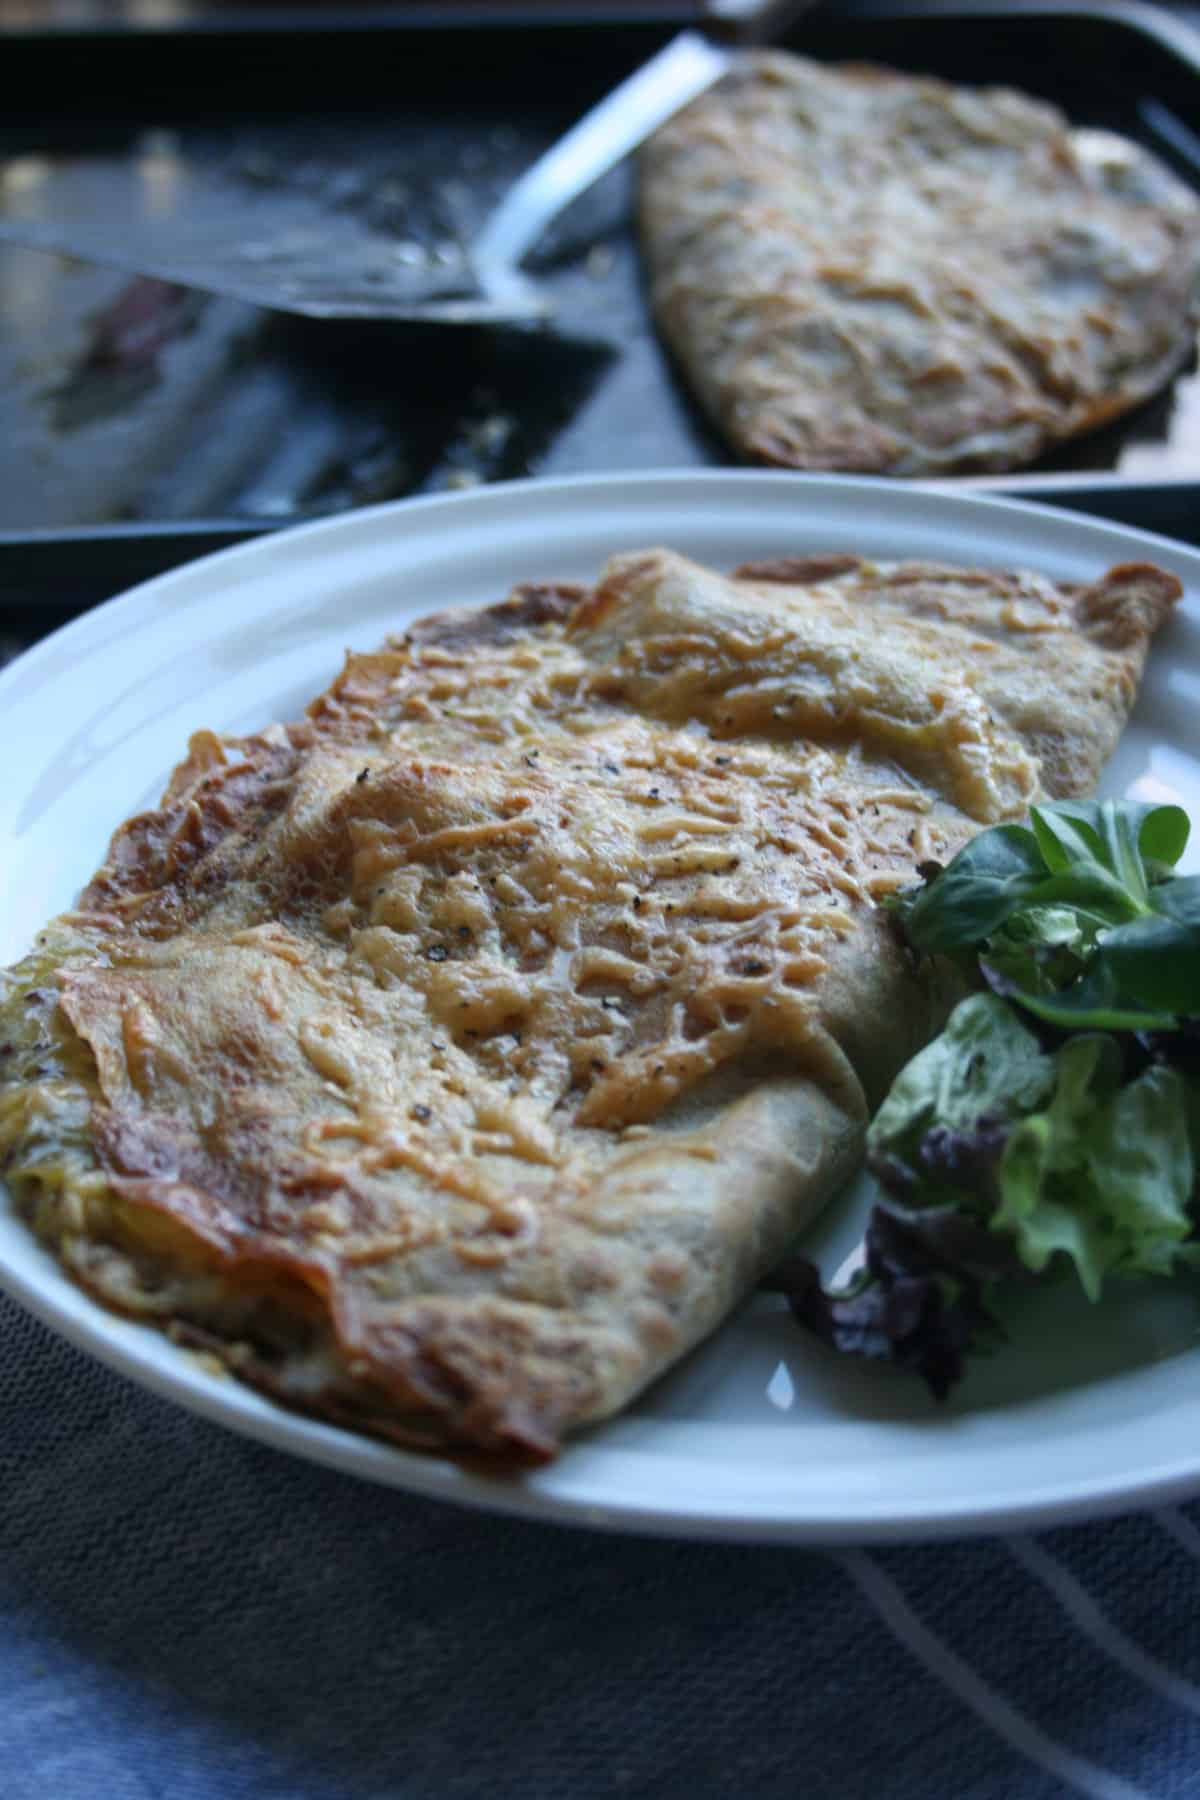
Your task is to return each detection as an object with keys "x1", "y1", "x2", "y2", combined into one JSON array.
[
  {"x1": 866, "y1": 998, "x2": 1198, "y2": 1303},
  {"x1": 774, "y1": 800, "x2": 1200, "y2": 1398},
  {"x1": 893, "y1": 799, "x2": 1200, "y2": 1032},
  {"x1": 869, "y1": 993, "x2": 1055, "y2": 1172}
]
